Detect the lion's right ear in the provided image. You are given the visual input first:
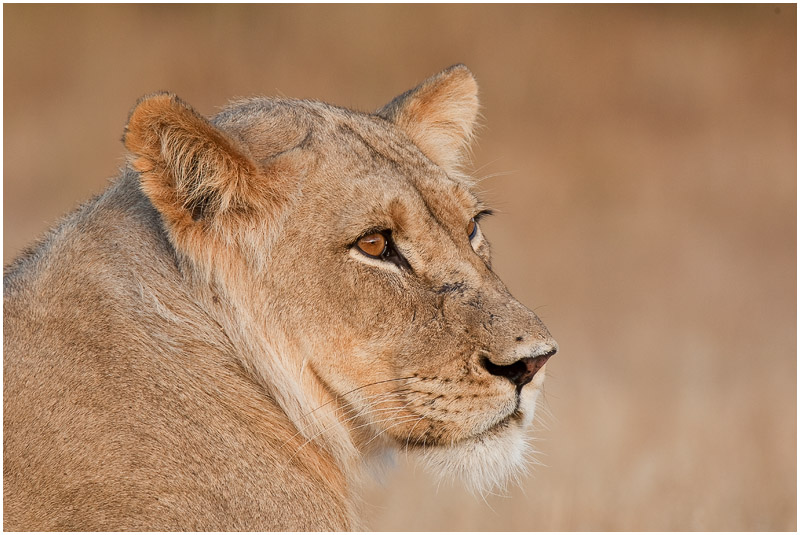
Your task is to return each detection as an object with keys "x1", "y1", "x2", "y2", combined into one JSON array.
[
  {"x1": 123, "y1": 93, "x2": 262, "y2": 230},
  {"x1": 377, "y1": 65, "x2": 479, "y2": 173}
]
